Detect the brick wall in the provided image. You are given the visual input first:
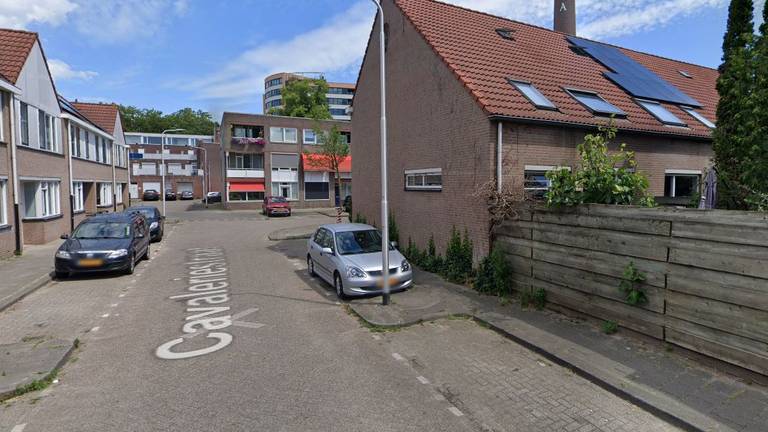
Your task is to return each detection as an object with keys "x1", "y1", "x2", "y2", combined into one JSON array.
[
  {"x1": 0, "y1": 90, "x2": 16, "y2": 257},
  {"x1": 352, "y1": 0, "x2": 495, "y2": 261}
]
